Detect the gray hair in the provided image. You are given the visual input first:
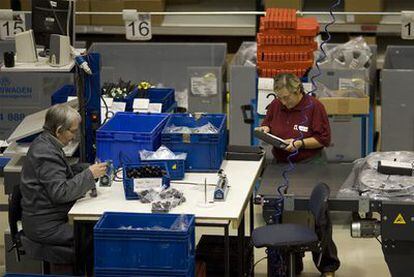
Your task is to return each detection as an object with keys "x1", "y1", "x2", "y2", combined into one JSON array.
[
  {"x1": 273, "y1": 73, "x2": 304, "y2": 95},
  {"x1": 43, "y1": 104, "x2": 81, "y2": 134}
]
